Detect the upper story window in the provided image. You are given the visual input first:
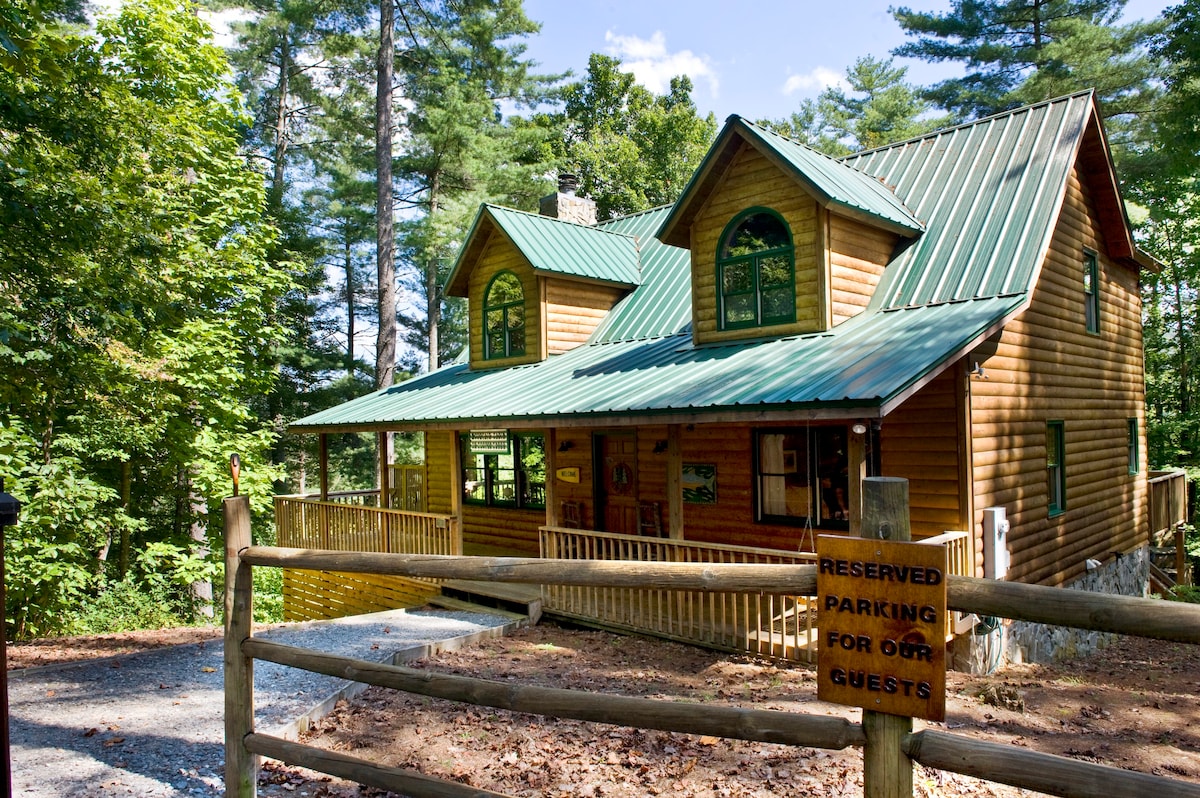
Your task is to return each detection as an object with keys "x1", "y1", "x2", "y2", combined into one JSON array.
[
  {"x1": 717, "y1": 209, "x2": 795, "y2": 330},
  {"x1": 1083, "y1": 250, "x2": 1099, "y2": 334},
  {"x1": 484, "y1": 271, "x2": 525, "y2": 359}
]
